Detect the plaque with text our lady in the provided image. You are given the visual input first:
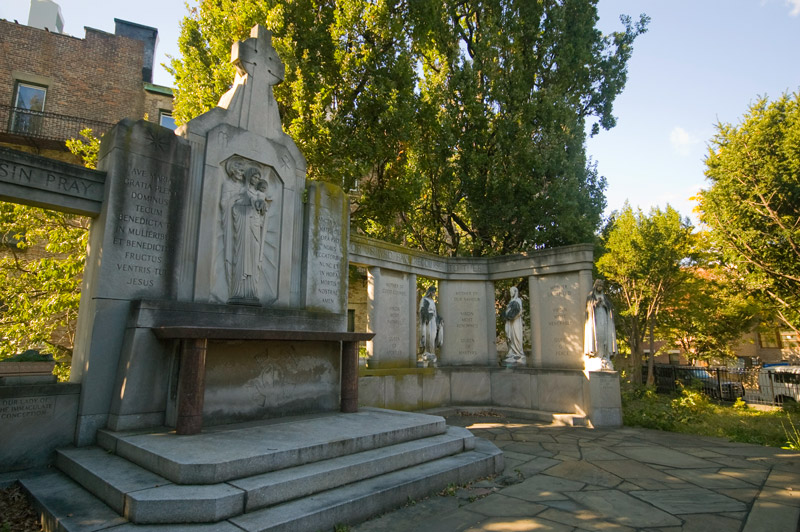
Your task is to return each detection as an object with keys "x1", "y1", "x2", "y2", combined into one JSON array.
[{"x1": 95, "y1": 119, "x2": 190, "y2": 300}]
